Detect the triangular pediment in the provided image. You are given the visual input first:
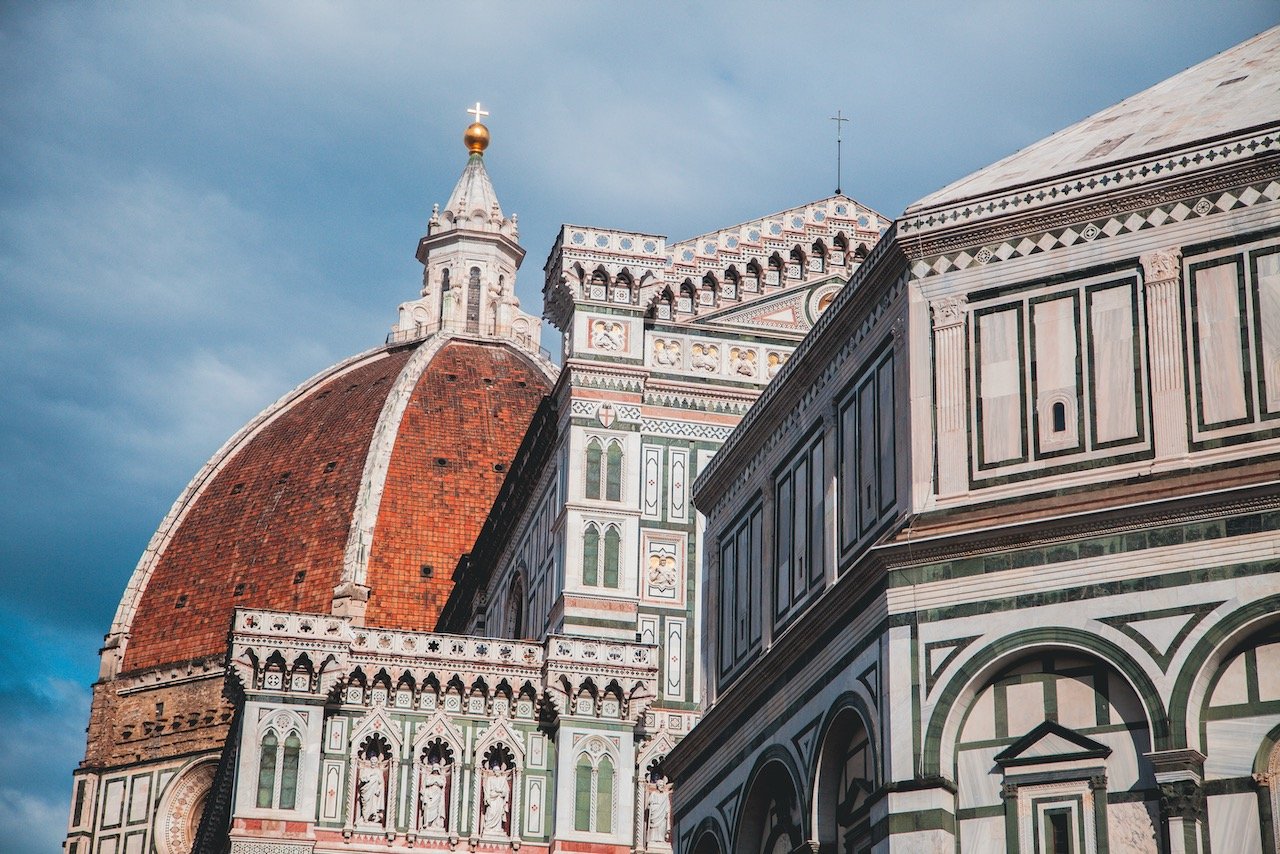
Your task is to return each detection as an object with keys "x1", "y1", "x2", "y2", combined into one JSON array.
[{"x1": 995, "y1": 721, "x2": 1111, "y2": 768}]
